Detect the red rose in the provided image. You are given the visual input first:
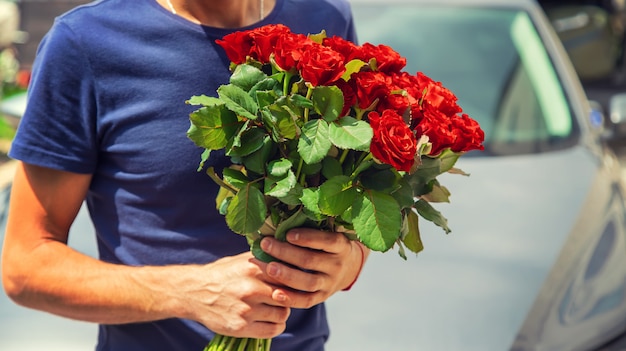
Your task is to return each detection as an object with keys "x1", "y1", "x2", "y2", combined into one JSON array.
[
  {"x1": 413, "y1": 106, "x2": 455, "y2": 155},
  {"x1": 358, "y1": 43, "x2": 406, "y2": 73},
  {"x1": 215, "y1": 31, "x2": 254, "y2": 64},
  {"x1": 273, "y1": 32, "x2": 311, "y2": 73},
  {"x1": 368, "y1": 109, "x2": 417, "y2": 172},
  {"x1": 449, "y1": 114, "x2": 485, "y2": 153},
  {"x1": 390, "y1": 72, "x2": 422, "y2": 106},
  {"x1": 297, "y1": 43, "x2": 346, "y2": 87},
  {"x1": 412, "y1": 104, "x2": 484, "y2": 155},
  {"x1": 249, "y1": 24, "x2": 293, "y2": 63},
  {"x1": 377, "y1": 85, "x2": 410, "y2": 116},
  {"x1": 323, "y1": 36, "x2": 361, "y2": 62},
  {"x1": 350, "y1": 71, "x2": 390, "y2": 110},
  {"x1": 416, "y1": 72, "x2": 462, "y2": 117}
]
